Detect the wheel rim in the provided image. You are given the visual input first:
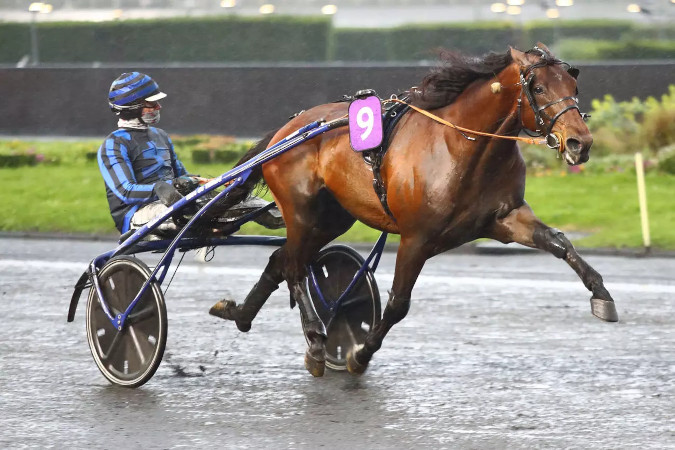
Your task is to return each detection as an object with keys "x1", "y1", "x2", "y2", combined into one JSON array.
[
  {"x1": 86, "y1": 257, "x2": 166, "y2": 387},
  {"x1": 307, "y1": 246, "x2": 380, "y2": 370}
]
